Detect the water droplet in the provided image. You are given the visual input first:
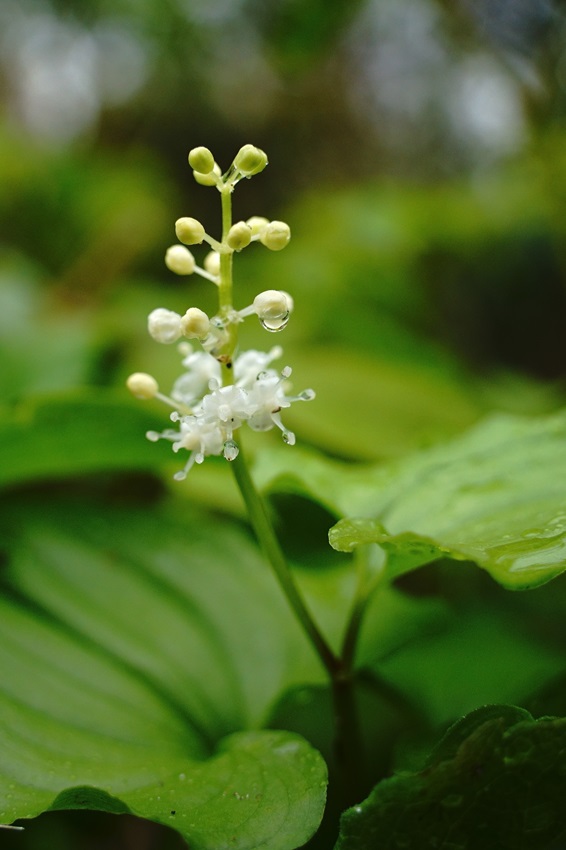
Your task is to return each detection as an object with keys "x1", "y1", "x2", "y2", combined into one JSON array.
[
  {"x1": 282, "y1": 431, "x2": 296, "y2": 445},
  {"x1": 179, "y1": 773, "x2": 186, "y2": 781},
  {"x1": 259, "y1": 312, "x2": 289, "y2": 332},
  {"x1": 173, "y1": 470, "x2": 187, "y2": 481},
  {"x1": 146, "y1": 431, "x2": 160, "y2": 442},
  {"x1": 223, "y1": 439, "x2": 239, "y2": 461}
]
